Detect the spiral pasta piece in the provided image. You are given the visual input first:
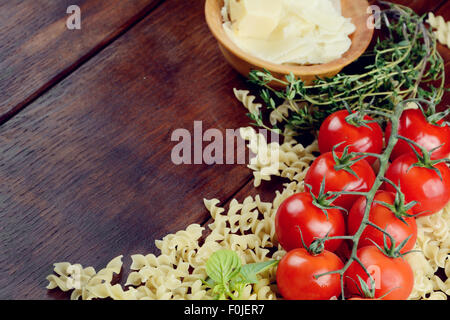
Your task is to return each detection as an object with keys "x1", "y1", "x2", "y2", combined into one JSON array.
[
  {"x1": 233, "y1": 89, "x2": 262, "y2": 116},
  {"x1": 240, "y1": 126, "x2": 318, "y2": 187},
  {"x1": 406, "y1": 203, "x2": 450, "y2": 300},
  {"x1": 428, "y1": 12, "x2": 450, "y2": 48}
]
